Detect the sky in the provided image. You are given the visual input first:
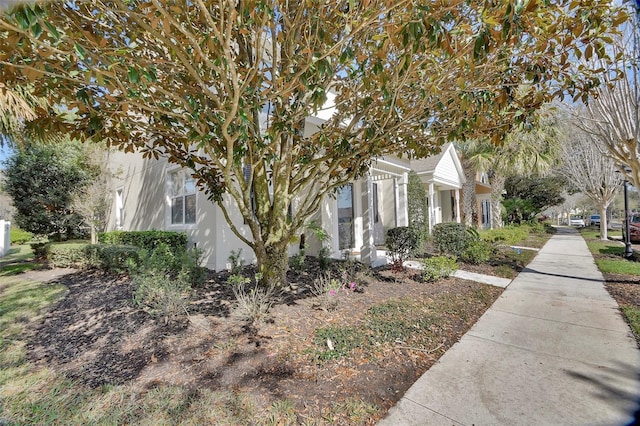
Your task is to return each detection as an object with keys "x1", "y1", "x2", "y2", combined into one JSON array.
[{"x1": 0, "y1": 145, "x2": 12, "y2": 168}]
